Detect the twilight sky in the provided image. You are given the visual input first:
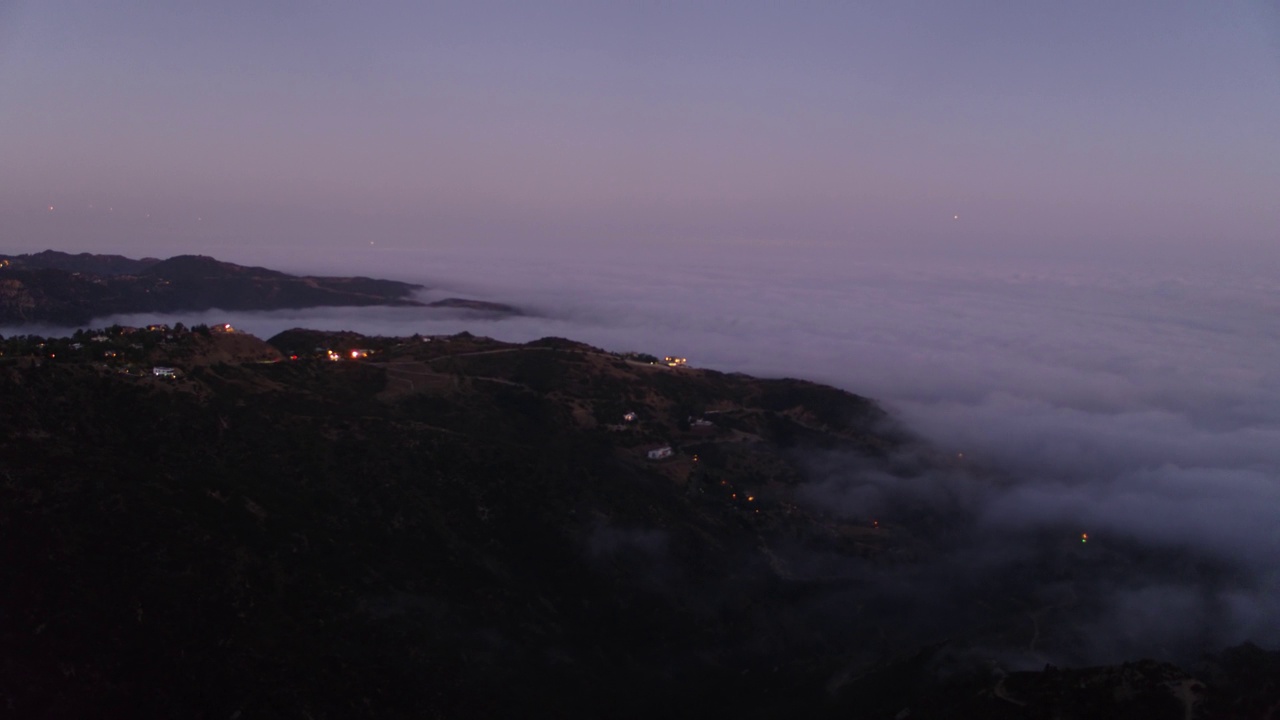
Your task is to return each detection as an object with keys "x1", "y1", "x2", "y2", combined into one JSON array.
[
  {"x1": 1, "y1": 1, "x2": 1277, "y2": 265},
  {"x1": 3, "y1": 3, "x2": 1280, "y2": 662}
]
